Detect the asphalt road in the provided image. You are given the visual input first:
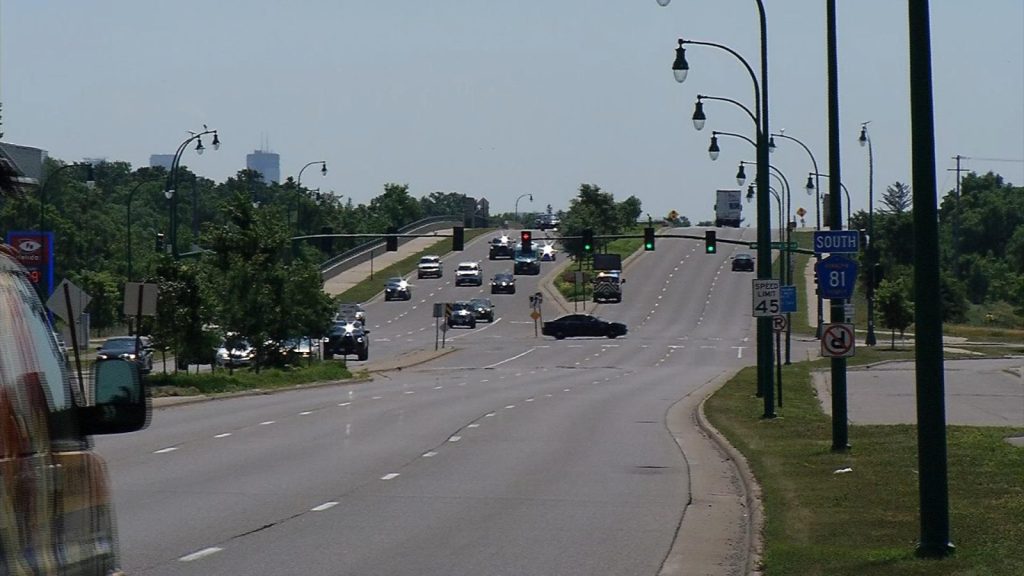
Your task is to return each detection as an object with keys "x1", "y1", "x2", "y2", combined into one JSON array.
[{"x1": 95, "y1": 227, "x2": 764, "y2": 575}]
